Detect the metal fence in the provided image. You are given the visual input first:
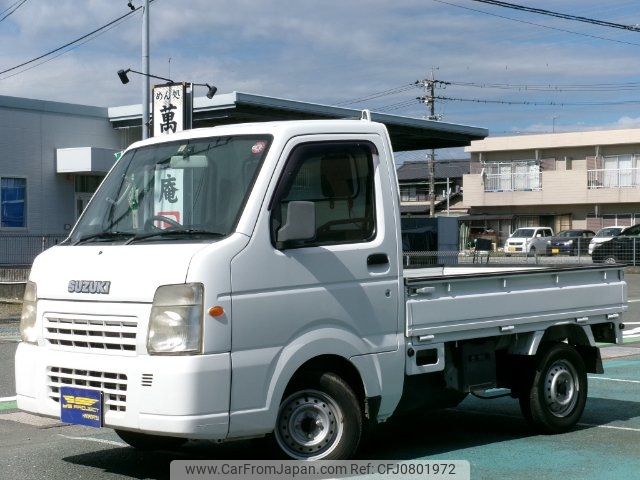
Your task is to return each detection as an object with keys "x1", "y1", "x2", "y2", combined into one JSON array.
[
  {"x1": 404, "y1": 235, "x2": 640, "y2": 267},
  {"x1": 0, "y1": 234, "x2": 67, "y2": 267},
  {"x1": 588, "y1": 168, "x2": 640, "y2": 189},
  {"x1": 484, "y1": 172, "x2": 542, "y2": 192}
]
